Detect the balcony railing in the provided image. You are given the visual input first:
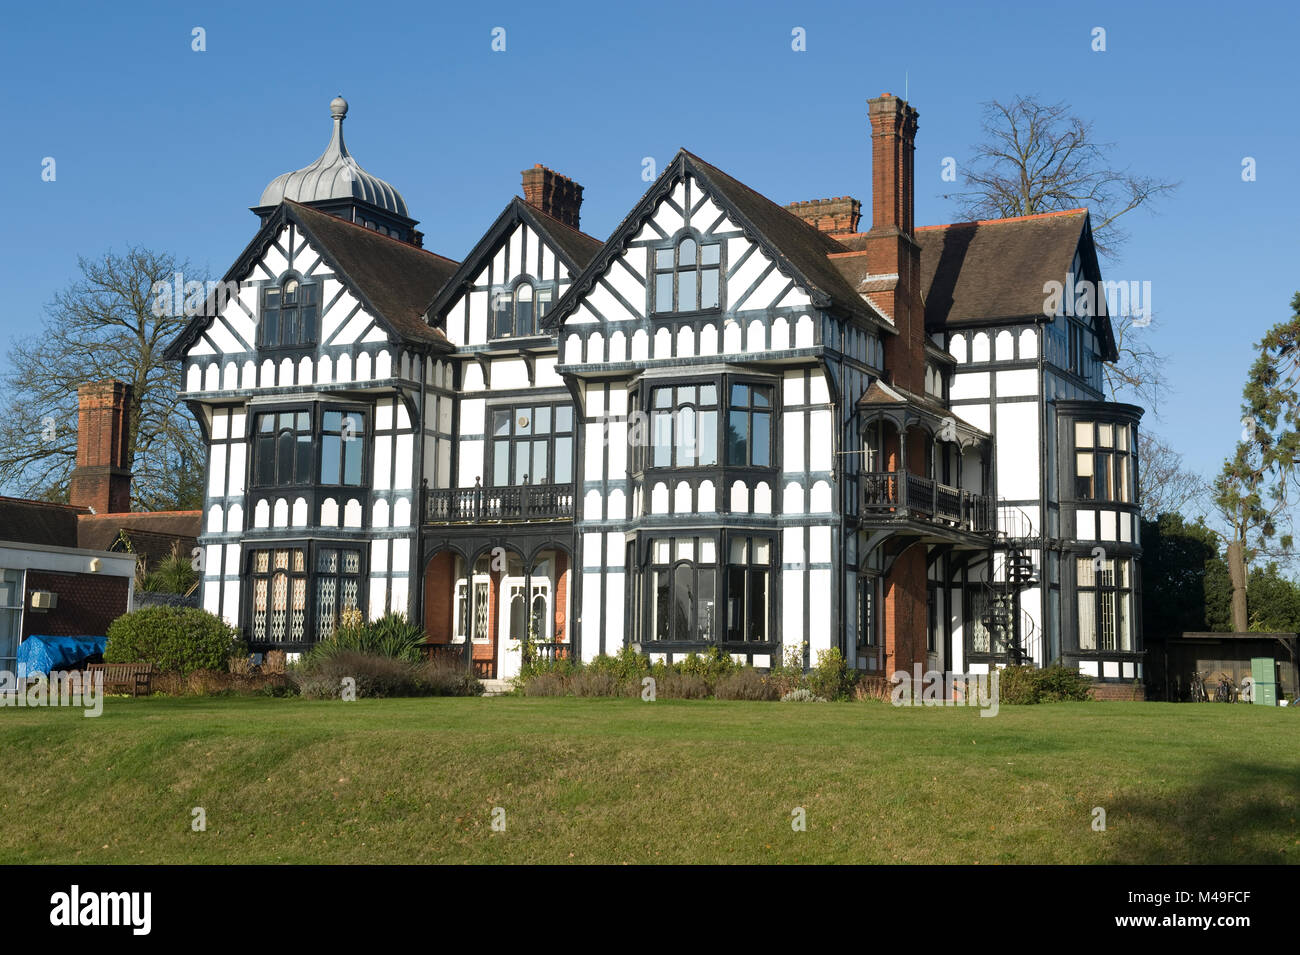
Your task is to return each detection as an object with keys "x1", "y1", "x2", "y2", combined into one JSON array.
[
  {"x1": 424, "y1": 482, "x2": 575, "y2": 524},
  {"x1": 860, "y1": 471, "x2": 995, "y2": 534}
]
